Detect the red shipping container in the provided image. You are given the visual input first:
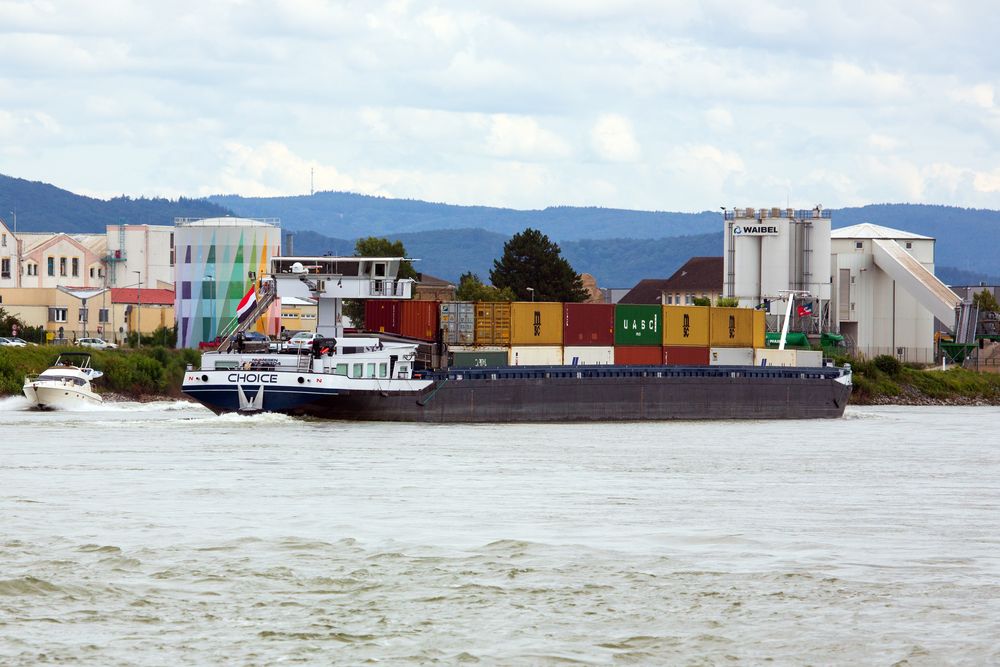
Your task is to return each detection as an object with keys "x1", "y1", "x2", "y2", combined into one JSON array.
[
  {"x1": 564, "y1": 303, "x2": 615, "y2": 346},
  {"x1": 663, "y1": 345, "x2": 710, "y2": 366},
  {"x1": 400, "y1": 300, "x2": 440, "y2": 341},
  {"x1": 614, "y1": 345, "x2": 663, "y2": 365},
  {"x1": 365, "y1": 300, "x2": 401, "y2": 334}
]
